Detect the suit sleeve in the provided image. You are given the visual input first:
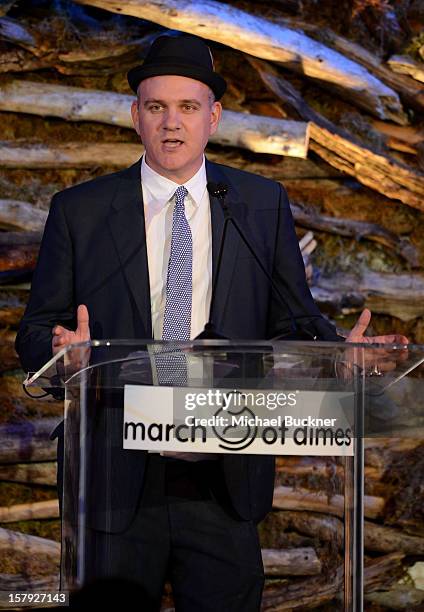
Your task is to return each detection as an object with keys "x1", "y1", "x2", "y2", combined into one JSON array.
[
  {"x1": 15, "y1": 193, "x2": 76, "y2": 373},
  {"x1": 267, "y1": 182, "x2": 342, "y2": 341}
]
